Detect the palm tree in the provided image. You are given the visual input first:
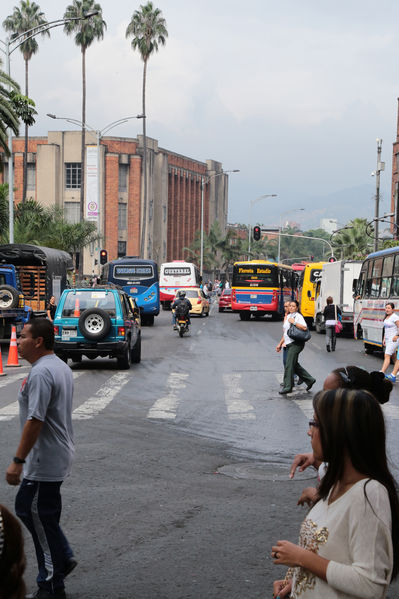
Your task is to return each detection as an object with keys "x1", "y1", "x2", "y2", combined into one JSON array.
[
  {"x1": 0, "y1": 62, "x2": 20, "y2": 156},
  {"x1": 332, "y1": 218, "x2": 373, "y2": 259},
  {"x1": 126, "y1": 2, "x2": 168, "y2": 259},
  {"x1": 3, "y1": 1, "x2": 49, "y2": 203},
  {"x1": 63, "y1": 1, "x2": 106, "y2": 223}
]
